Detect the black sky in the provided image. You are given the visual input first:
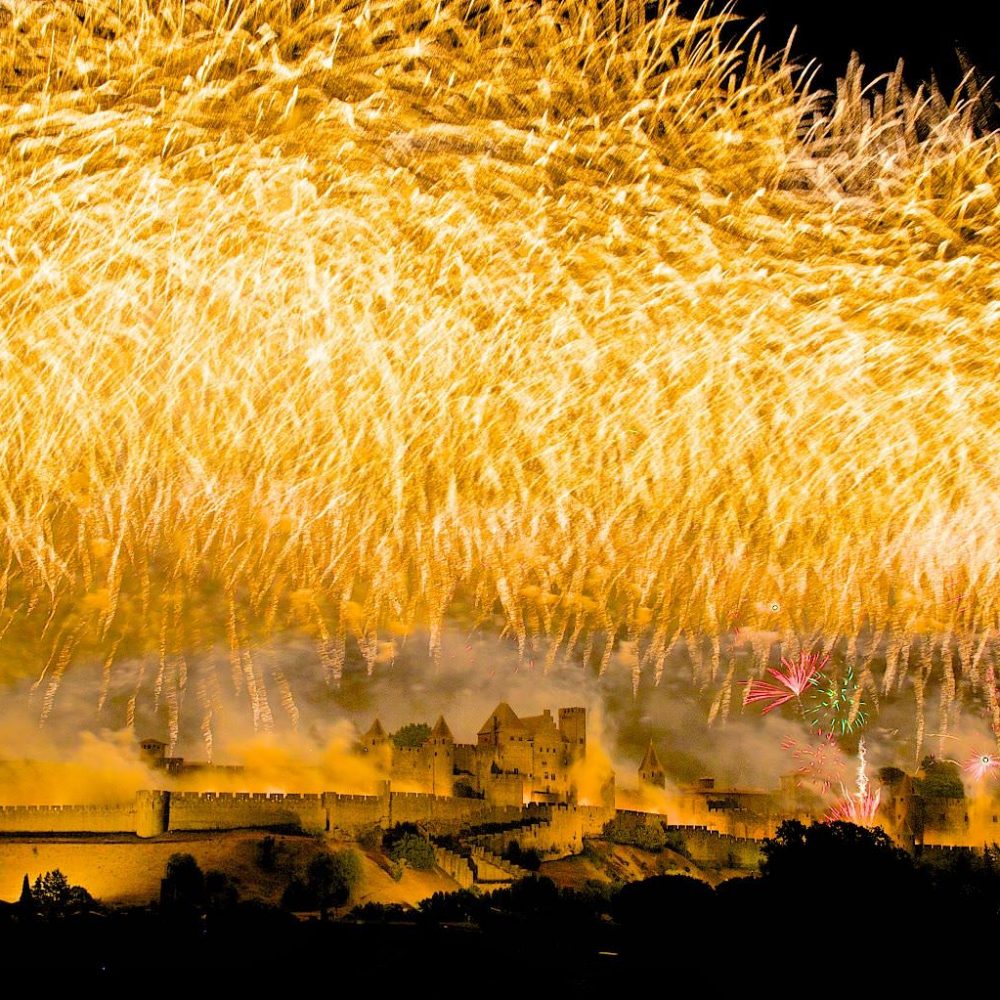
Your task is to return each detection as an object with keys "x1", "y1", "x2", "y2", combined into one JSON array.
[{"x1": 684, "y1": 1, "x2": 1000, "y2": 99}]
